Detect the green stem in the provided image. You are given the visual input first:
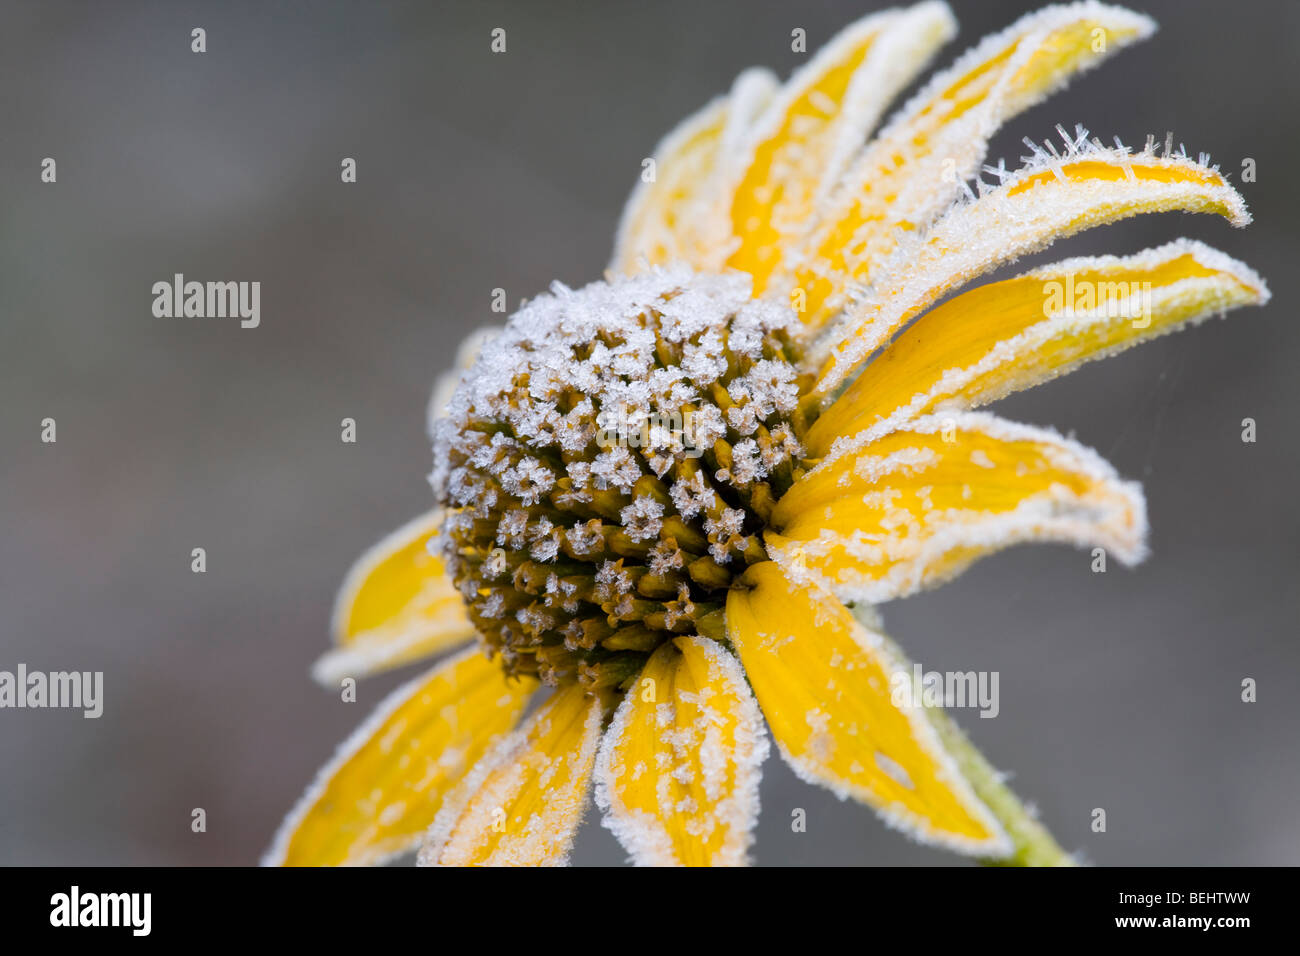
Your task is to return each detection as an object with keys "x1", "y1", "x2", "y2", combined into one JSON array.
[
  {"x1": 923, "y1": 698, "x2": 1077, "y2": 867},
  {"x1": 859, "y1": 609, "x2": 1076, "y2": 867}
]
